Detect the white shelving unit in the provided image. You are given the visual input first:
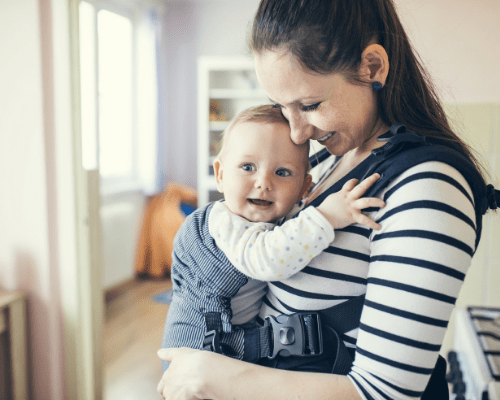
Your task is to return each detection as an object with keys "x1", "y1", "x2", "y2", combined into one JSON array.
[{"x1": 197, "y1": 56, "x2": 269, "y2": 206}]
